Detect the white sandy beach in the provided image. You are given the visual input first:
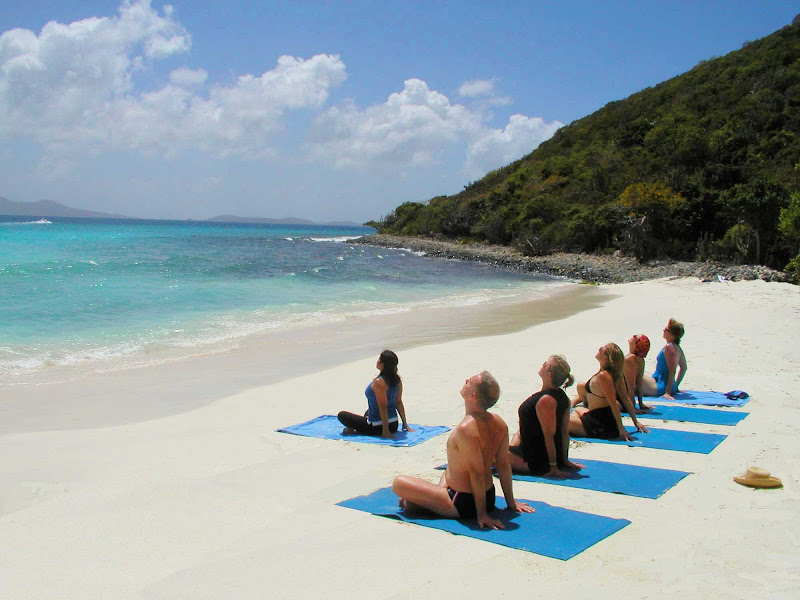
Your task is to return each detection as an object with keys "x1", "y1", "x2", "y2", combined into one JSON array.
[{"x1": 1, "y1": 277, "x2": 798, "y2": 599}]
